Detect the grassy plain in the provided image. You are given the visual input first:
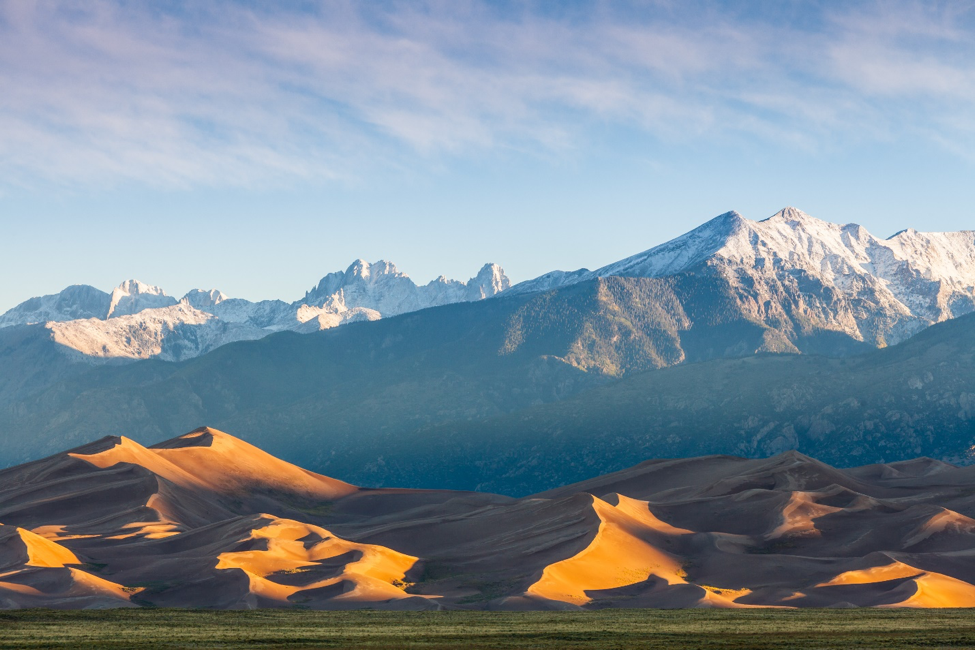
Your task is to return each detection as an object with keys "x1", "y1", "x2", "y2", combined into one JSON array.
[{"x1": 1, "y1": 608, "x2": 975, "y2": 649}]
